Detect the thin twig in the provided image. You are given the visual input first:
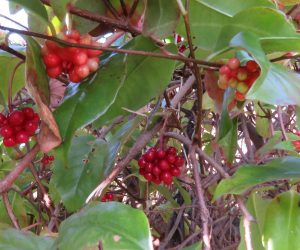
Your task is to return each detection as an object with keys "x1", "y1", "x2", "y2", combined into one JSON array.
[
  {"x1": 0, "y1": 43, "x2": 26, "y2": 60},
  {"x1": 278, "y1": 106, "x2": 288, "y2": 141},
  {"x1": 2, "y1": 192, "x2": 20, "y2": 229}
]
